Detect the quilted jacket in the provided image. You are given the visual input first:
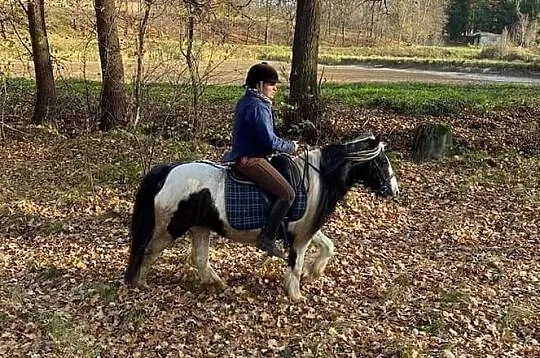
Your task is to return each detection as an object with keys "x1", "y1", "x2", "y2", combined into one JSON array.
[{"x1": 222, "y1": 90, "x2": 294, "y2": 162}]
